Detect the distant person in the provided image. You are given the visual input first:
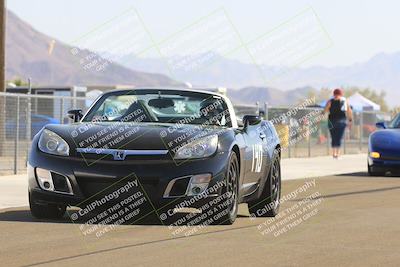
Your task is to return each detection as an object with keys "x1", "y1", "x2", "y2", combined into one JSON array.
[{"x1": 323, "y1": 88, "x2": 353, "y2": 158}]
